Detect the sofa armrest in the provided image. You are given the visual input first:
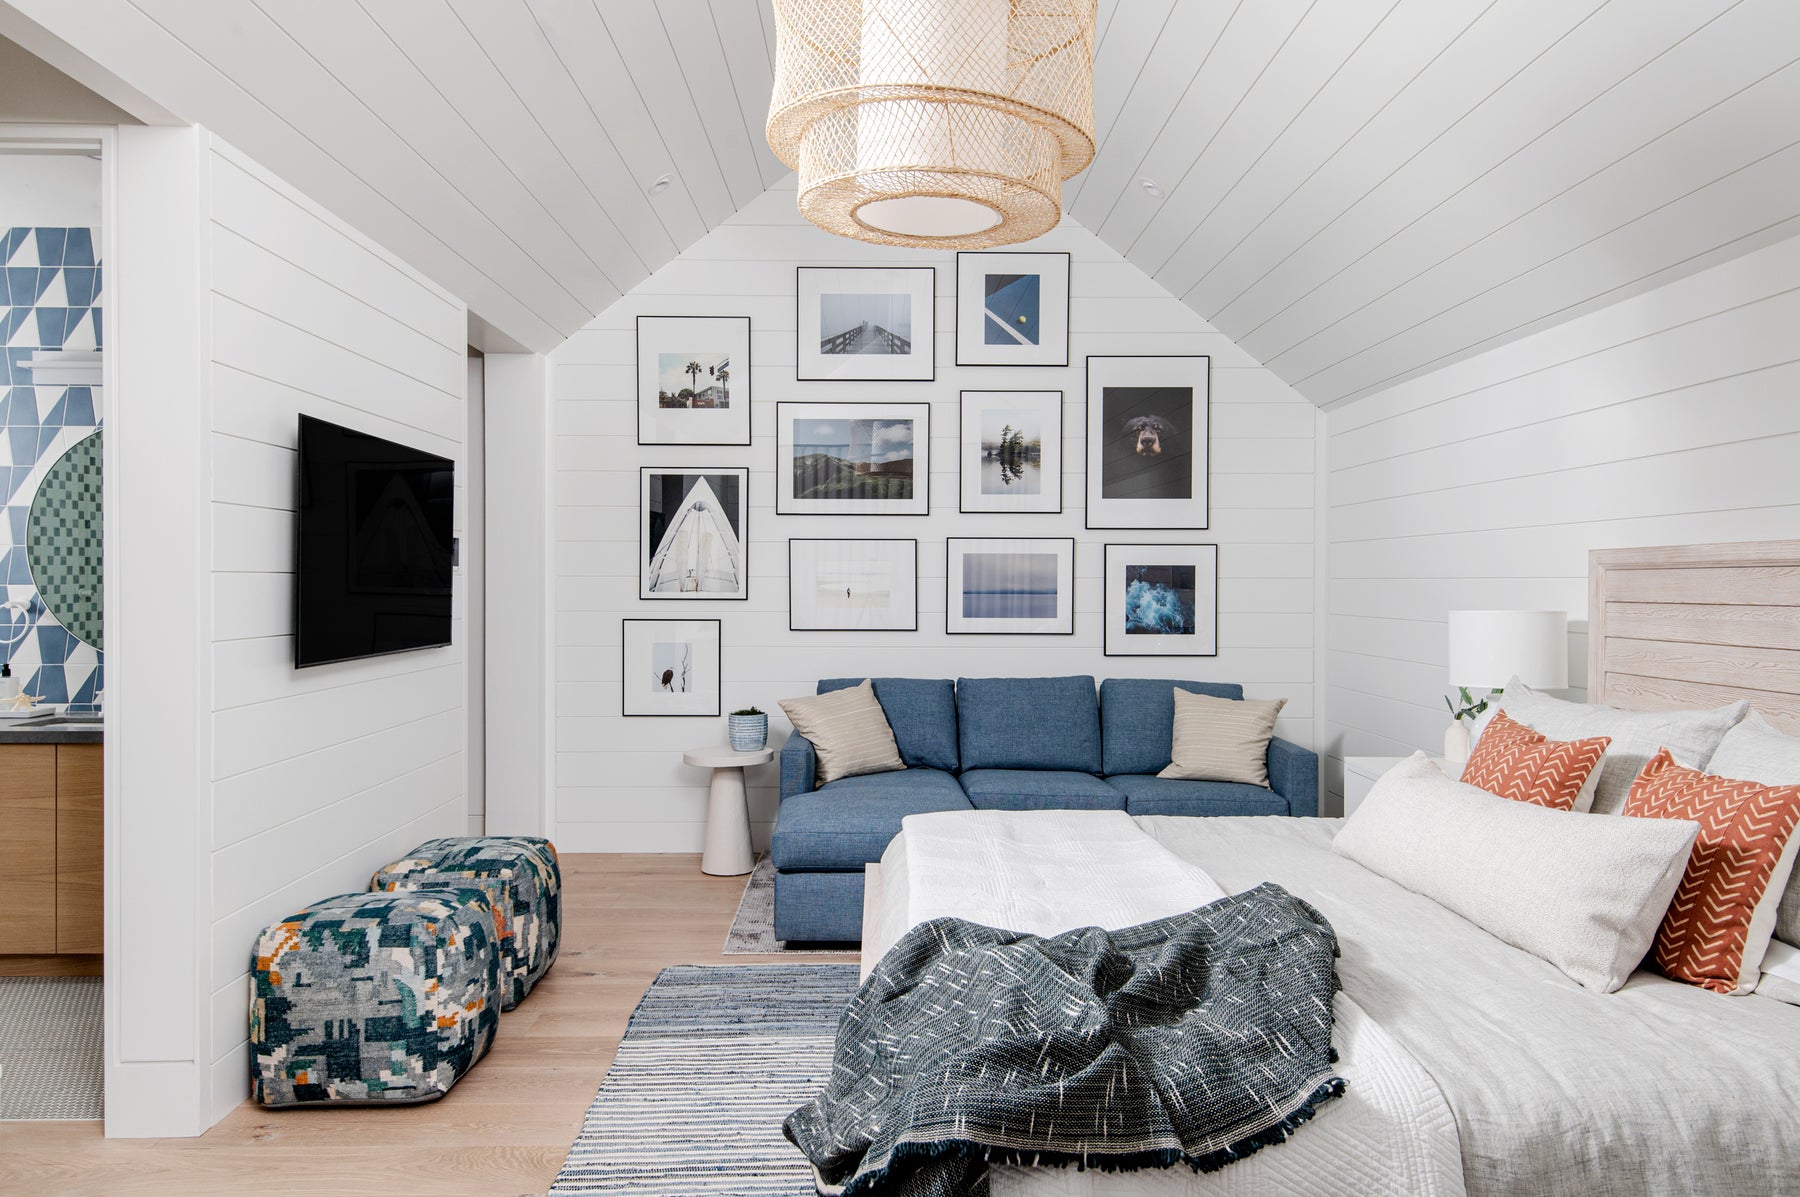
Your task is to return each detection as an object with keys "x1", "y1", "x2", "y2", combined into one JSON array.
[
  {"x1": 780, "y1": 733, "x2": 817, "y2": 802},
  {"x1": 1268, "y1": 737, "x2": 1319, "y2": 817}
]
